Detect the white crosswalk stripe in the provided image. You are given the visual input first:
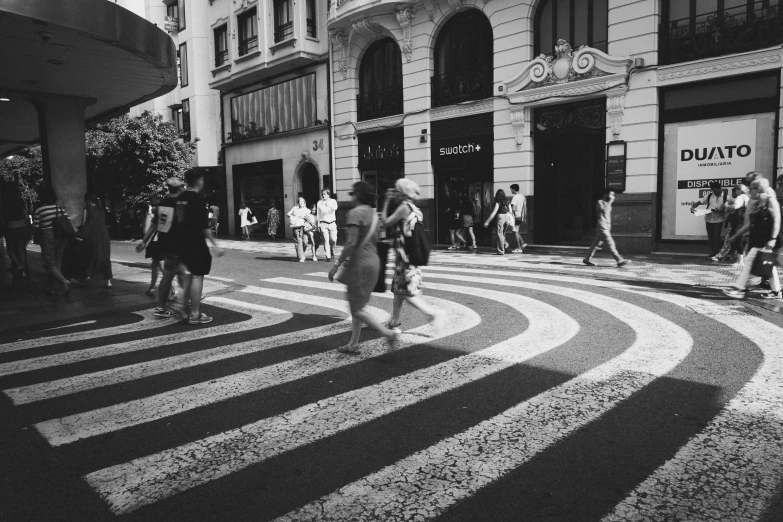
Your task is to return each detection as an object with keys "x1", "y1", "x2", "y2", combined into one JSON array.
[
  {"x1": 84, "y1": 281, "x2": 568, "y2": 514},
  {"x1": 0, "y1": 310, "x2": 172, "y2": 354},
  {"x1": 0, "y1": 297, "x2": 286, "y2": 377},
  {"x1": 3, "y1": 263, "x2": 782, "y2": 521}
]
